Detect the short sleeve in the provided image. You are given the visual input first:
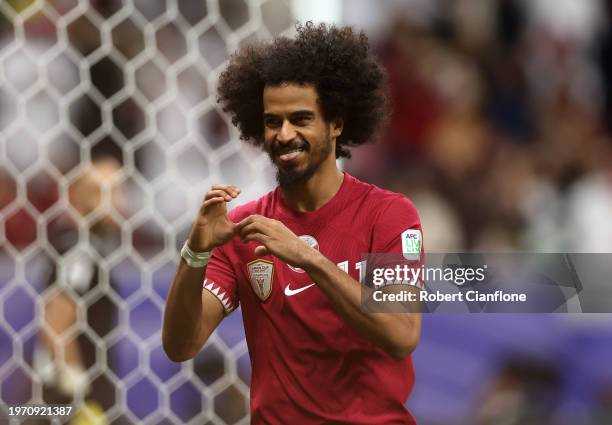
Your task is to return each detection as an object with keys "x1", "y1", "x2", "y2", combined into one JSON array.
[
  {"x1": 204, "y1": 244, "x2": 239, "y2": 314},
  {"x1": 371, "y1": 196, "x2": 425, "y2": 289}
]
